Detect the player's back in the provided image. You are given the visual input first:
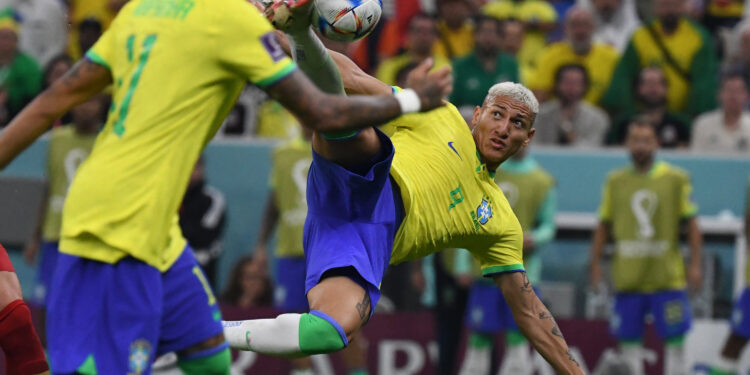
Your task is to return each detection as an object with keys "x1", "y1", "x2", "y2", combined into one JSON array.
[{"x1": 61, "y1": 0, "x2": 296, "y2": 271}]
